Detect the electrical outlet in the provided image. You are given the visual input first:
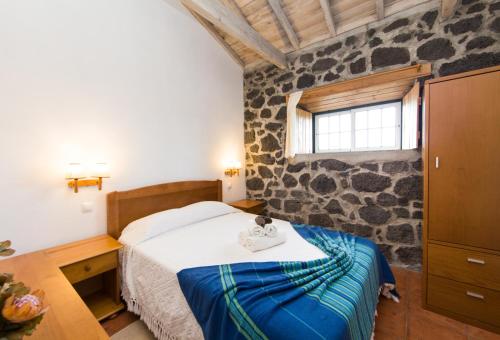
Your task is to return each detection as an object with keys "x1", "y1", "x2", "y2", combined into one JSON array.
[{"x1": 81, "y1": 202, "x2": 94, "y2": 213}]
